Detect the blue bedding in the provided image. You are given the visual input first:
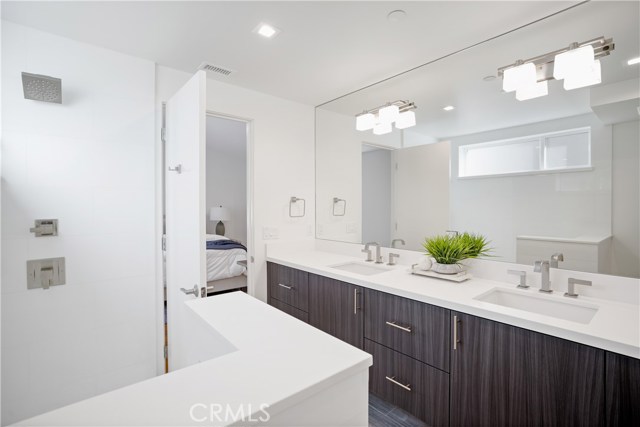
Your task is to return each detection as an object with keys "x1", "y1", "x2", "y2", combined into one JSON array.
[{"x1": 206, "y1": 239, "x2": 247, "y2": 251}]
